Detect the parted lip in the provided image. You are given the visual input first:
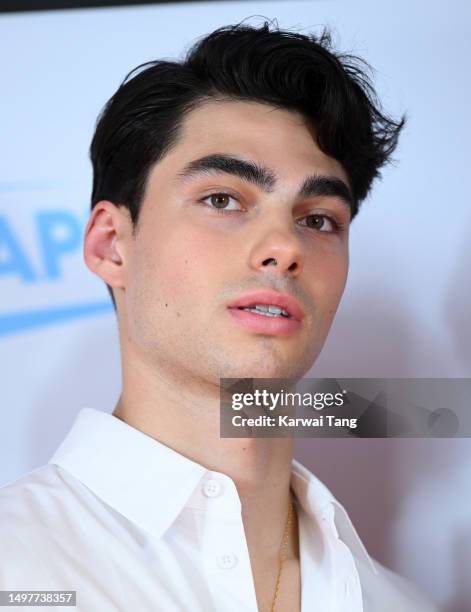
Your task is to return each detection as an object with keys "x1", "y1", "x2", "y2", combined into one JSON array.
[{"x1": 228, "y1": 289, "x2": 305, "y2": 322}]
